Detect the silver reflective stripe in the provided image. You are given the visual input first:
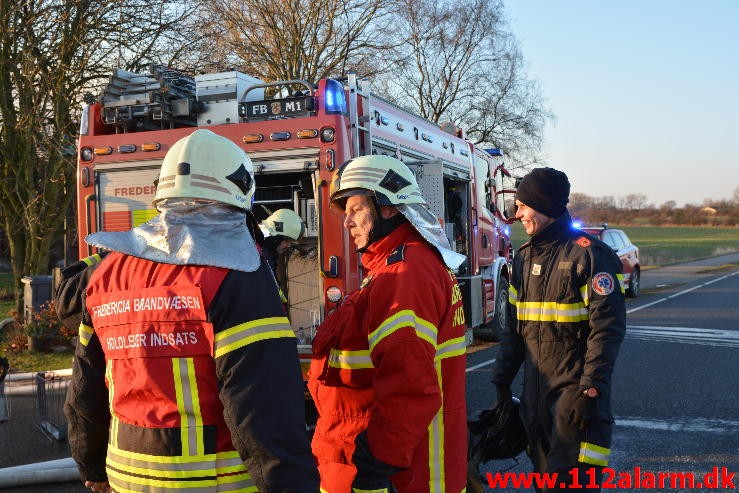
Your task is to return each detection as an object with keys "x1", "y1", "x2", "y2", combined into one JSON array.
[
  {"x1": 368, "y1": 311, "x2": 416, "y2": 350},
  {"x1": 328, "y1": 349, "x2": 374, "y2": 369},
  {"x1": 509, "y1": 285, "x2": 518, "y2": 305},
  {"x1": 214, "y1": 317, "x2": 294, "y2": 358},
  {"x1": 435, "y1": 337, "x2": 466, "y2": 361},
  {"x1": 578, "y1": 441, "x2": 610, "y2": 466},
  {"x1": 78, "y1": 323, "x2": 94, "y2": 346}
]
